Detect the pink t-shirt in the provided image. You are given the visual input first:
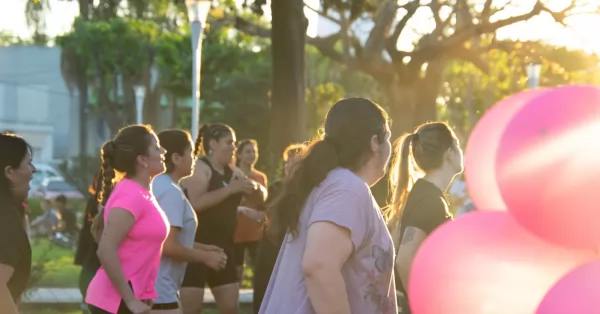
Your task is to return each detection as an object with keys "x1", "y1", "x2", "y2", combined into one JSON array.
[{"x1": 85, "y1": 179, "x2": 169, "y2": 313}]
